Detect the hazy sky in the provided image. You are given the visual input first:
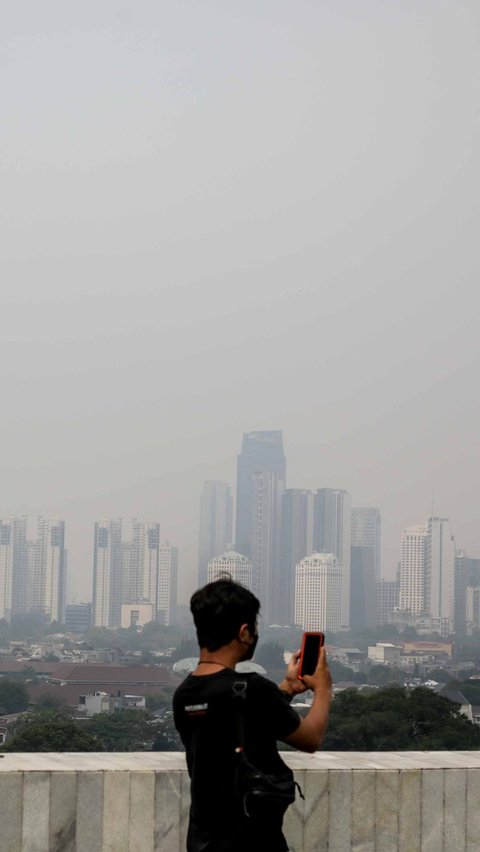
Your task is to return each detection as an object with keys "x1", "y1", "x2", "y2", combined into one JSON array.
[{"x1": 2, "y1": 1, "x2": 479, "y2": 603}]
